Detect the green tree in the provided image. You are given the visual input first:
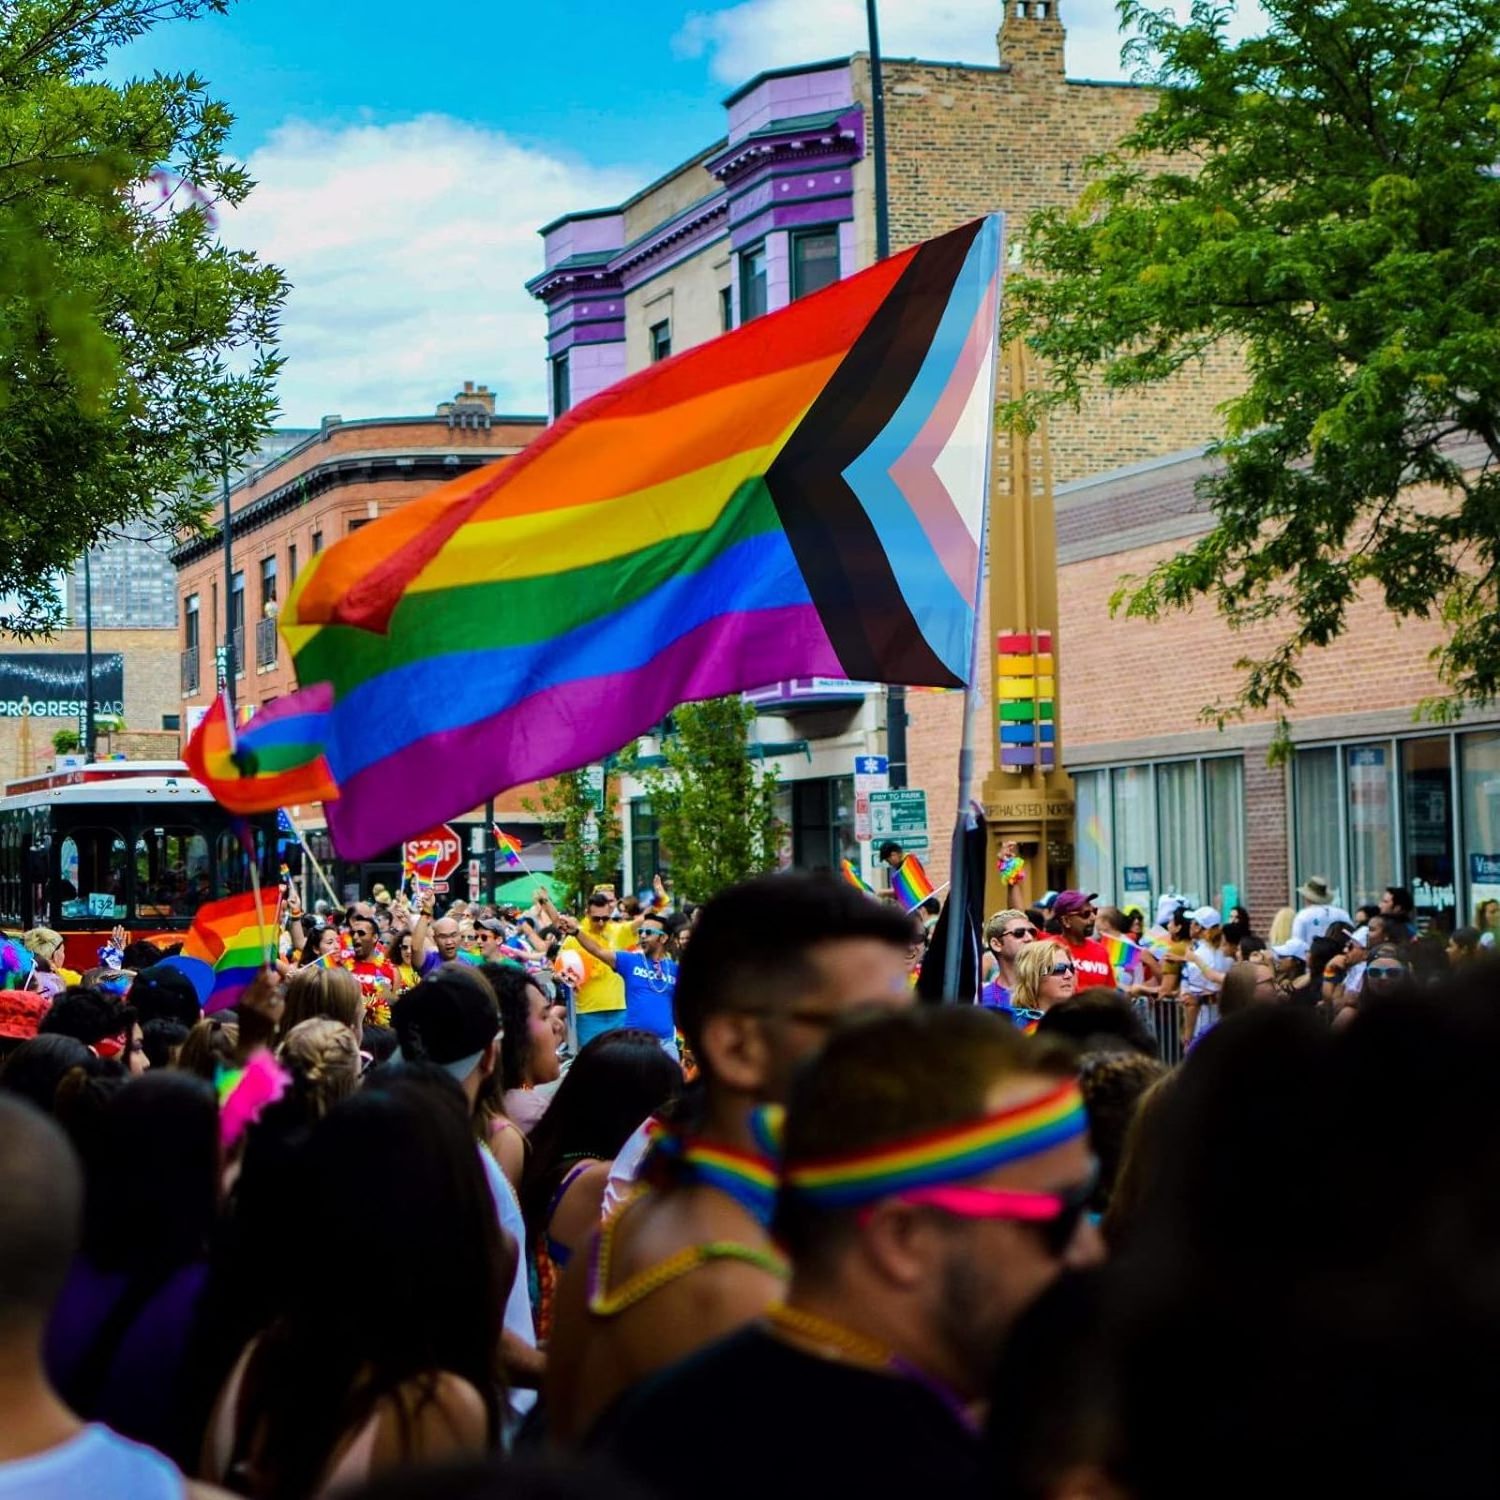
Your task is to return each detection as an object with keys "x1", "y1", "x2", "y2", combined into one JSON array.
[
  {"x1": 0, "y1": 0, "x2": 286, "y2": 637},
  {"x1": 50, "y1": 728, "x2": 79, "y2": 754},
  {"x1": 524, "y1": 770, "x2": 623, "y2": 913},
  {"x1": 625, "y1": 697, "x2": 783, "y2": 903},
  {"x1": 1006, "y1": 0, "x2": 1500, "y2": 738}
]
